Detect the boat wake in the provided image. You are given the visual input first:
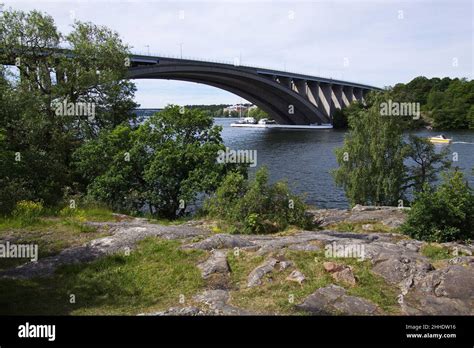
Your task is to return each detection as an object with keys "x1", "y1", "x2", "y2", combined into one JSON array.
[{"x1": 452, "y1": 141, "x2": 474, "y2": 145}]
